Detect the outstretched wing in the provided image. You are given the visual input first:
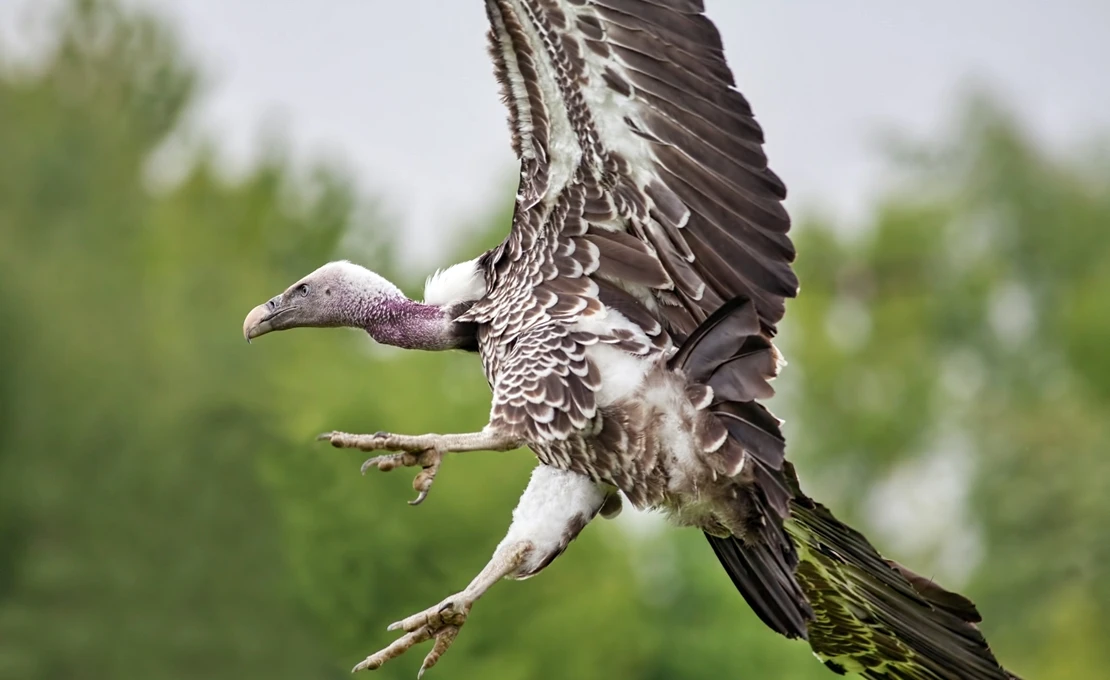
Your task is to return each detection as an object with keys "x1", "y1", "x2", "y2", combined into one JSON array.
[{"x1": 479, "y1": 0, "x2": 797, "y2": 339}]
